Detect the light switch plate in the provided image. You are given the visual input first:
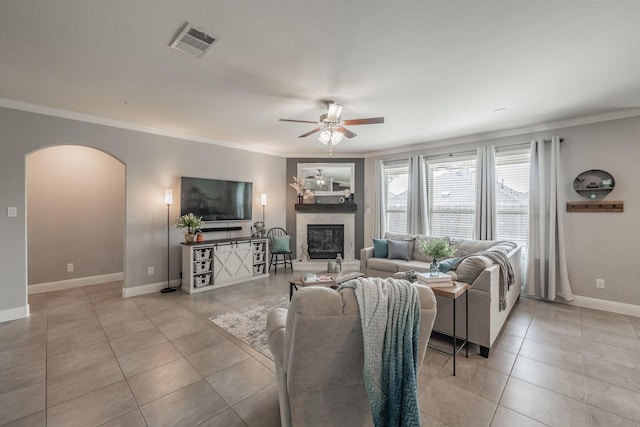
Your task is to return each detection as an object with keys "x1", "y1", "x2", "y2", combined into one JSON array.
[{"x1": 7, "y1": 207, "x2": 17, "y2": 217}]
